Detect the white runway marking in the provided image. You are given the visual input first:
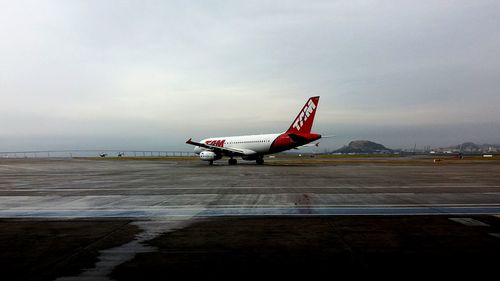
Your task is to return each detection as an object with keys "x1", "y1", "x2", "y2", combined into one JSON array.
[{"x1": 1, "y1": 193, "x2": 500, "y2": 218}]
